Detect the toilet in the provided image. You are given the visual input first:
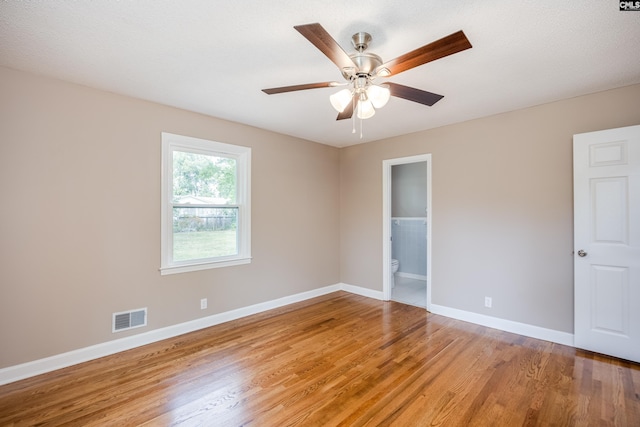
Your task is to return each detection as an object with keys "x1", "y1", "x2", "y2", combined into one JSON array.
[{"x1": 391, "y1": 259, "x2": 399, "y2": 288}]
